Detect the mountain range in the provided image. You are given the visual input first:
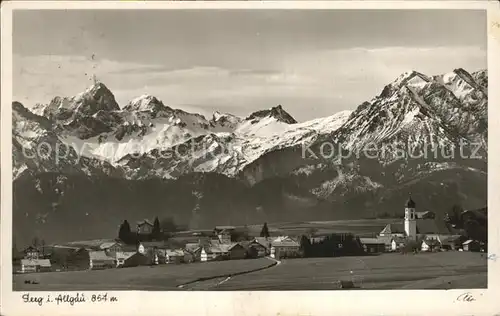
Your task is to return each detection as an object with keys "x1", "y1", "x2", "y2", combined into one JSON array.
[{"x1": 12, "y1": 68, "x2": 488, "y2": 246}]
